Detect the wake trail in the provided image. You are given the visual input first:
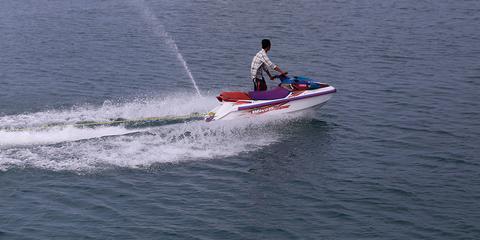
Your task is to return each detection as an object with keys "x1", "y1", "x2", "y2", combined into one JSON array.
[
  {"x1": 0, "y1": 116, "x2": 291, "y2": 172},
  {"x1": 0, "y1": 93, "x2": 216, "y2": 147}
]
